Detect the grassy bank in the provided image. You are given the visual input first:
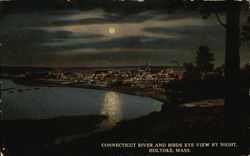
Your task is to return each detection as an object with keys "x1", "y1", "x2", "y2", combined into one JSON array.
[
  {"x1": 20, "y1": 106, "x2": 250, "y2": 156},
  {"x1": 2, "y1": 115, "x2": 107, "y2": 156}
]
